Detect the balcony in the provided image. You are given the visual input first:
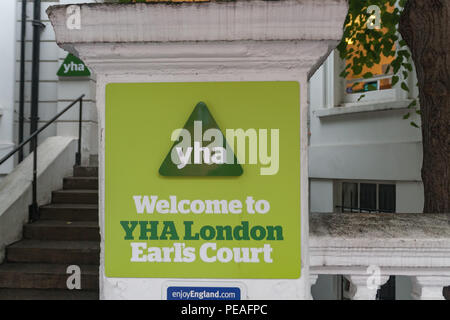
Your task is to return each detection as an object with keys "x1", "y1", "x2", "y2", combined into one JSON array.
[{"x1": 310, "y1": 212, "x2": 450, "y2": 299}]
